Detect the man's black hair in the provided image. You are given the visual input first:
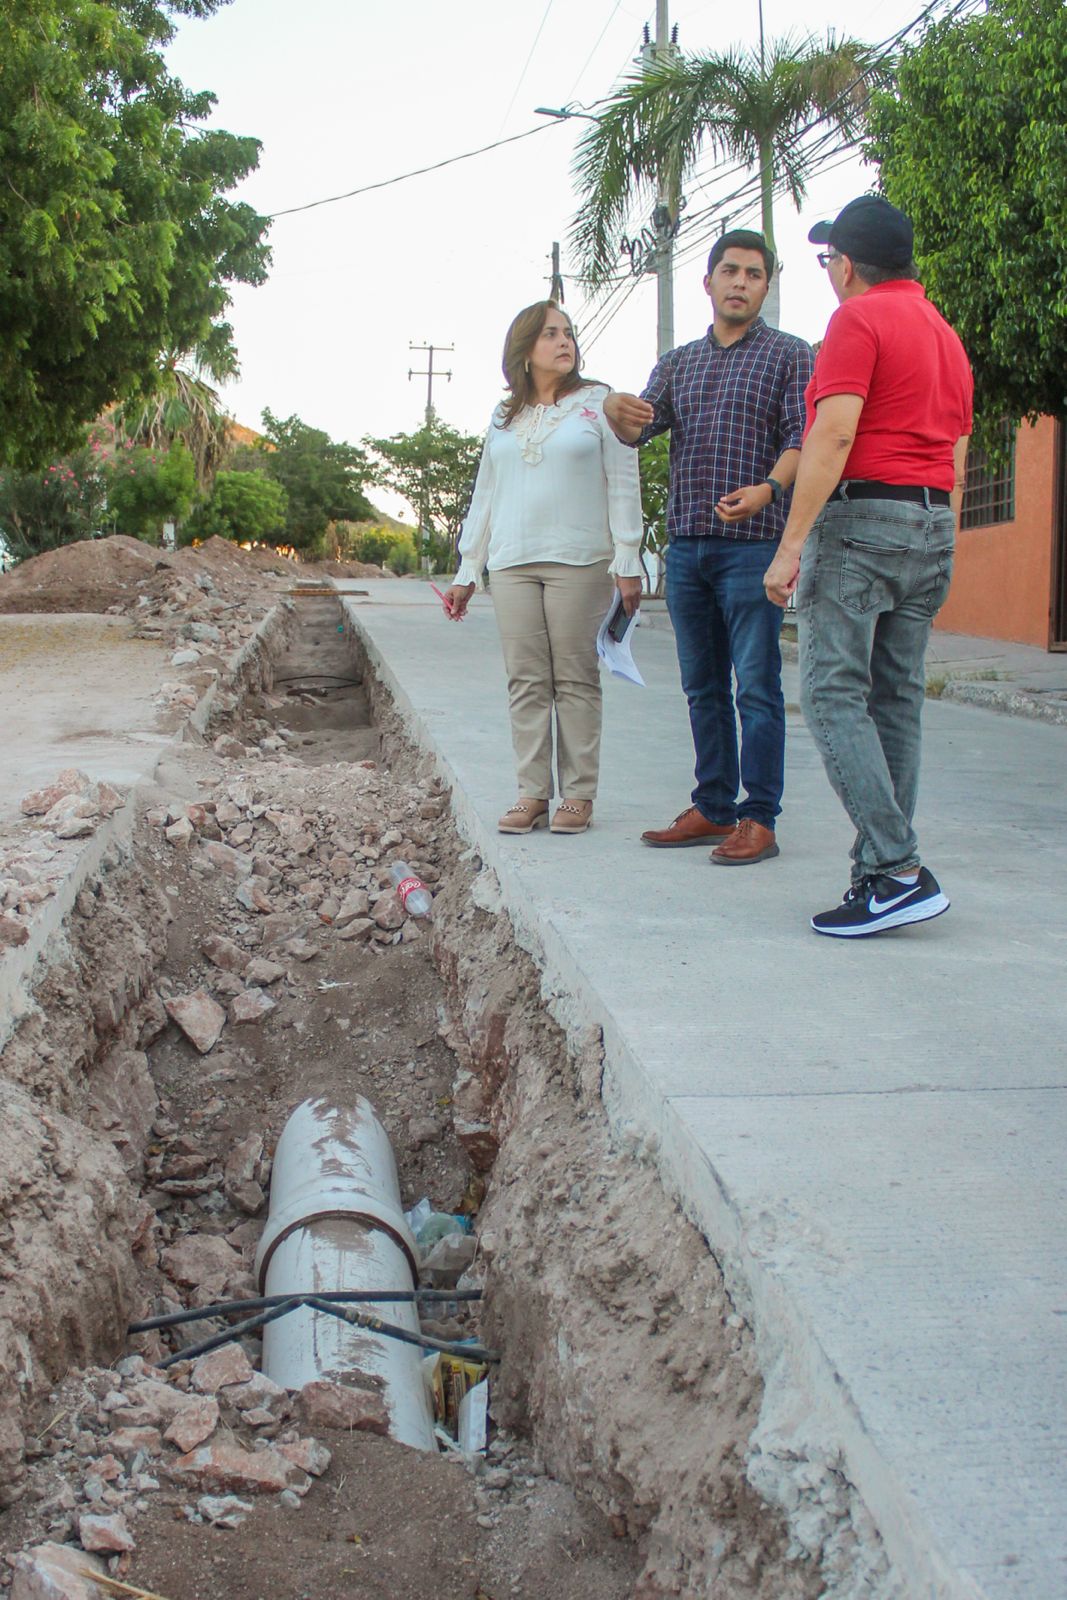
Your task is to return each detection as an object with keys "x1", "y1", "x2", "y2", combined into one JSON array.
[
  {"x1": 707, "y1": 229, "x2": 775, "y2": 280},
  {"x1": 851, "y1": 259, "x2": 920, "y2": 286}
]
